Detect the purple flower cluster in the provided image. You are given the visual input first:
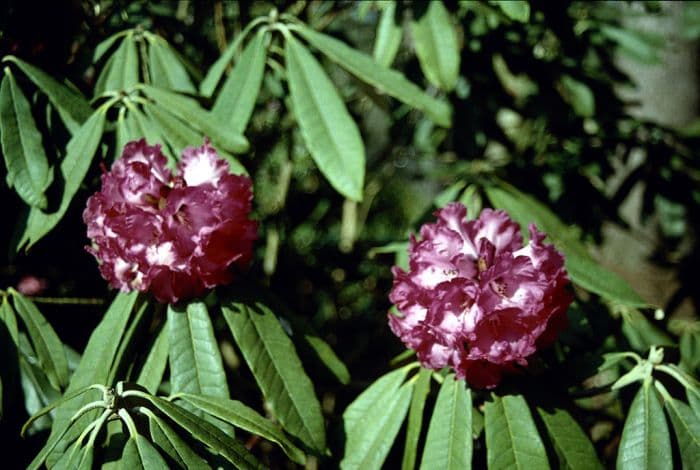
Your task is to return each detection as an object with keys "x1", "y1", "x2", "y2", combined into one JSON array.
[
  {"x1": 84, "y1": 139, "x2": 257, "y2": 304},
  {"x1": 389, "y1": 203, "x2": 572, "y2": 388}
]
